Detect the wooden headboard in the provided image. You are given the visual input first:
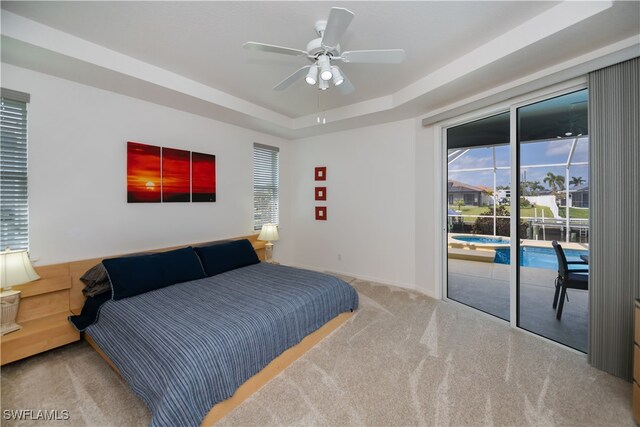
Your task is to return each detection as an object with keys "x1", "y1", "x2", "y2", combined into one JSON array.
[{"x1": 15, "y1": 234, "x2": 265, "y2": 316}]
